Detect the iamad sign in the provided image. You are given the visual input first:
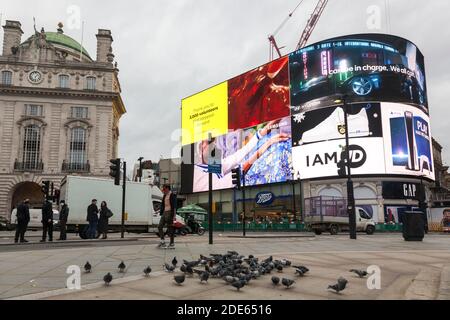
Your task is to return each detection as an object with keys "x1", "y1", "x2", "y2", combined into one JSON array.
[{"x1": 180, "y1": 34, "x2": 433, "y2": 194}]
